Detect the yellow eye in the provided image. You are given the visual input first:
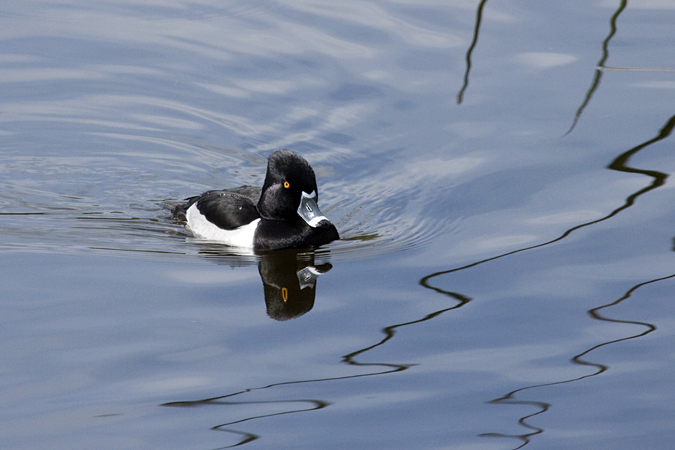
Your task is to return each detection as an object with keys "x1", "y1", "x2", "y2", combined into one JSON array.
[
  {"x1": 283, "y1": 181, "x2": 290, "y2": 189},
  {"x1": 281, "y1": 287, "x2": 288, "y2": 301}
]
